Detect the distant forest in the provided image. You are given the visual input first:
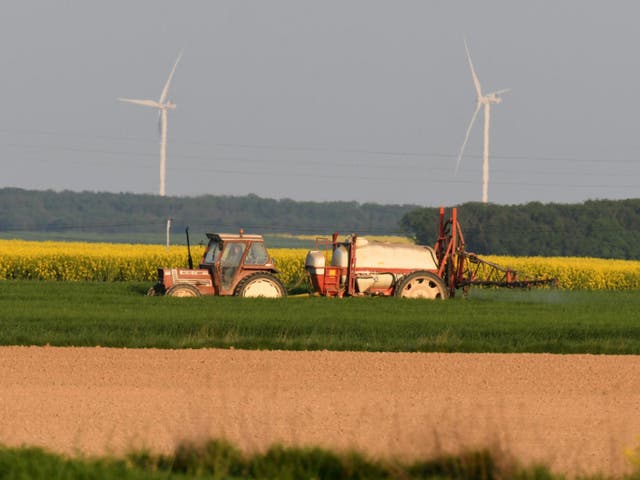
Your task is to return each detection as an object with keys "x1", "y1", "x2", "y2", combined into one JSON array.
[
  {"x1": 402, "y1": 200, "x2": 640, "y2": 260},
  {"x1": 1, "y1": 188, "x2": 639, "y2": 258},
  {"x1": 0, "y1": 188, "x2": 415, "y2": 245}
]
